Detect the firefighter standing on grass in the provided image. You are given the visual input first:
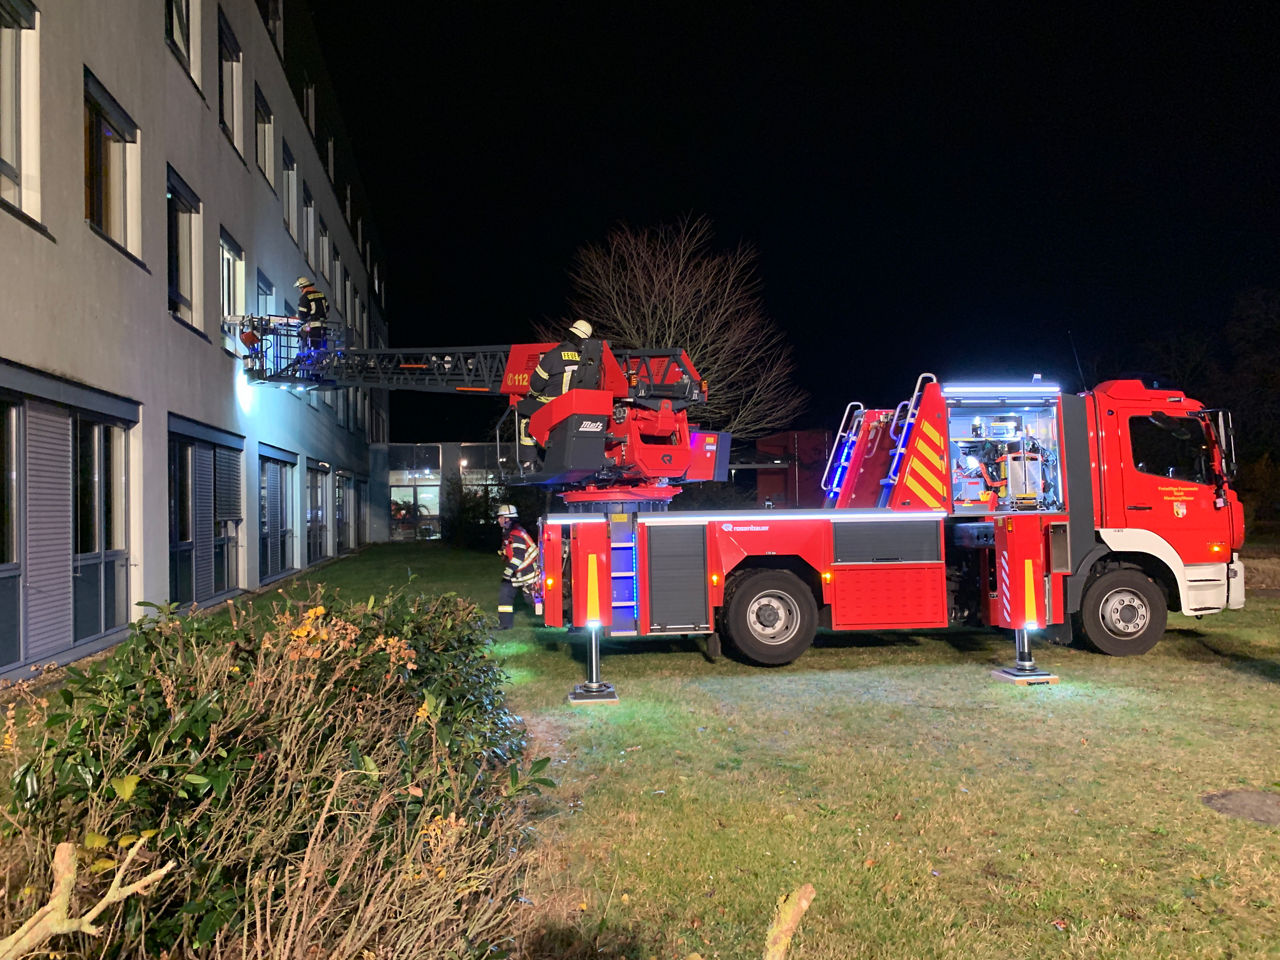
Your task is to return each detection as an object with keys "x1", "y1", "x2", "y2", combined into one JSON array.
[
  {"x1": 516, "y1": 319, "x2": 593, "y2": 464},
  {"x1": 496, "y1": 503, "x2": 538, "y2": 630}
]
